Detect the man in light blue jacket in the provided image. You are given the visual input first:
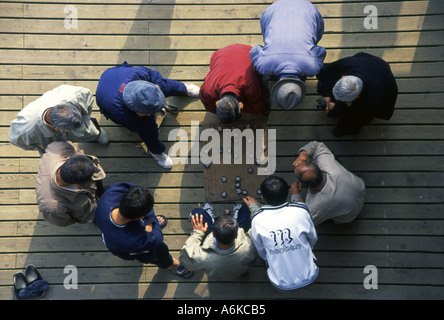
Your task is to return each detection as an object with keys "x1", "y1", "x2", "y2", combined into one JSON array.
[{"x1": 250, "y1": 0, "x2": 326, "y2": 110}]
